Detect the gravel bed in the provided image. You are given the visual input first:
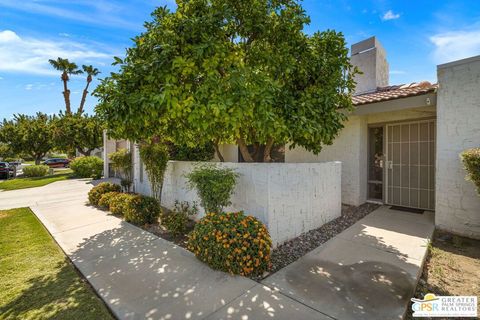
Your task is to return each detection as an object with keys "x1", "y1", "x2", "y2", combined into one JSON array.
[{"x1": 268, "y1": 203, "x2": 380, "y2": 275}]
